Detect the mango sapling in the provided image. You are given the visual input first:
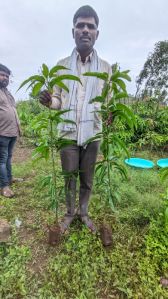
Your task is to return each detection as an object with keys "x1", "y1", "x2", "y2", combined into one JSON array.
[{"x1": 18, "y1": 64, "x2": 81, "y2": 244}]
